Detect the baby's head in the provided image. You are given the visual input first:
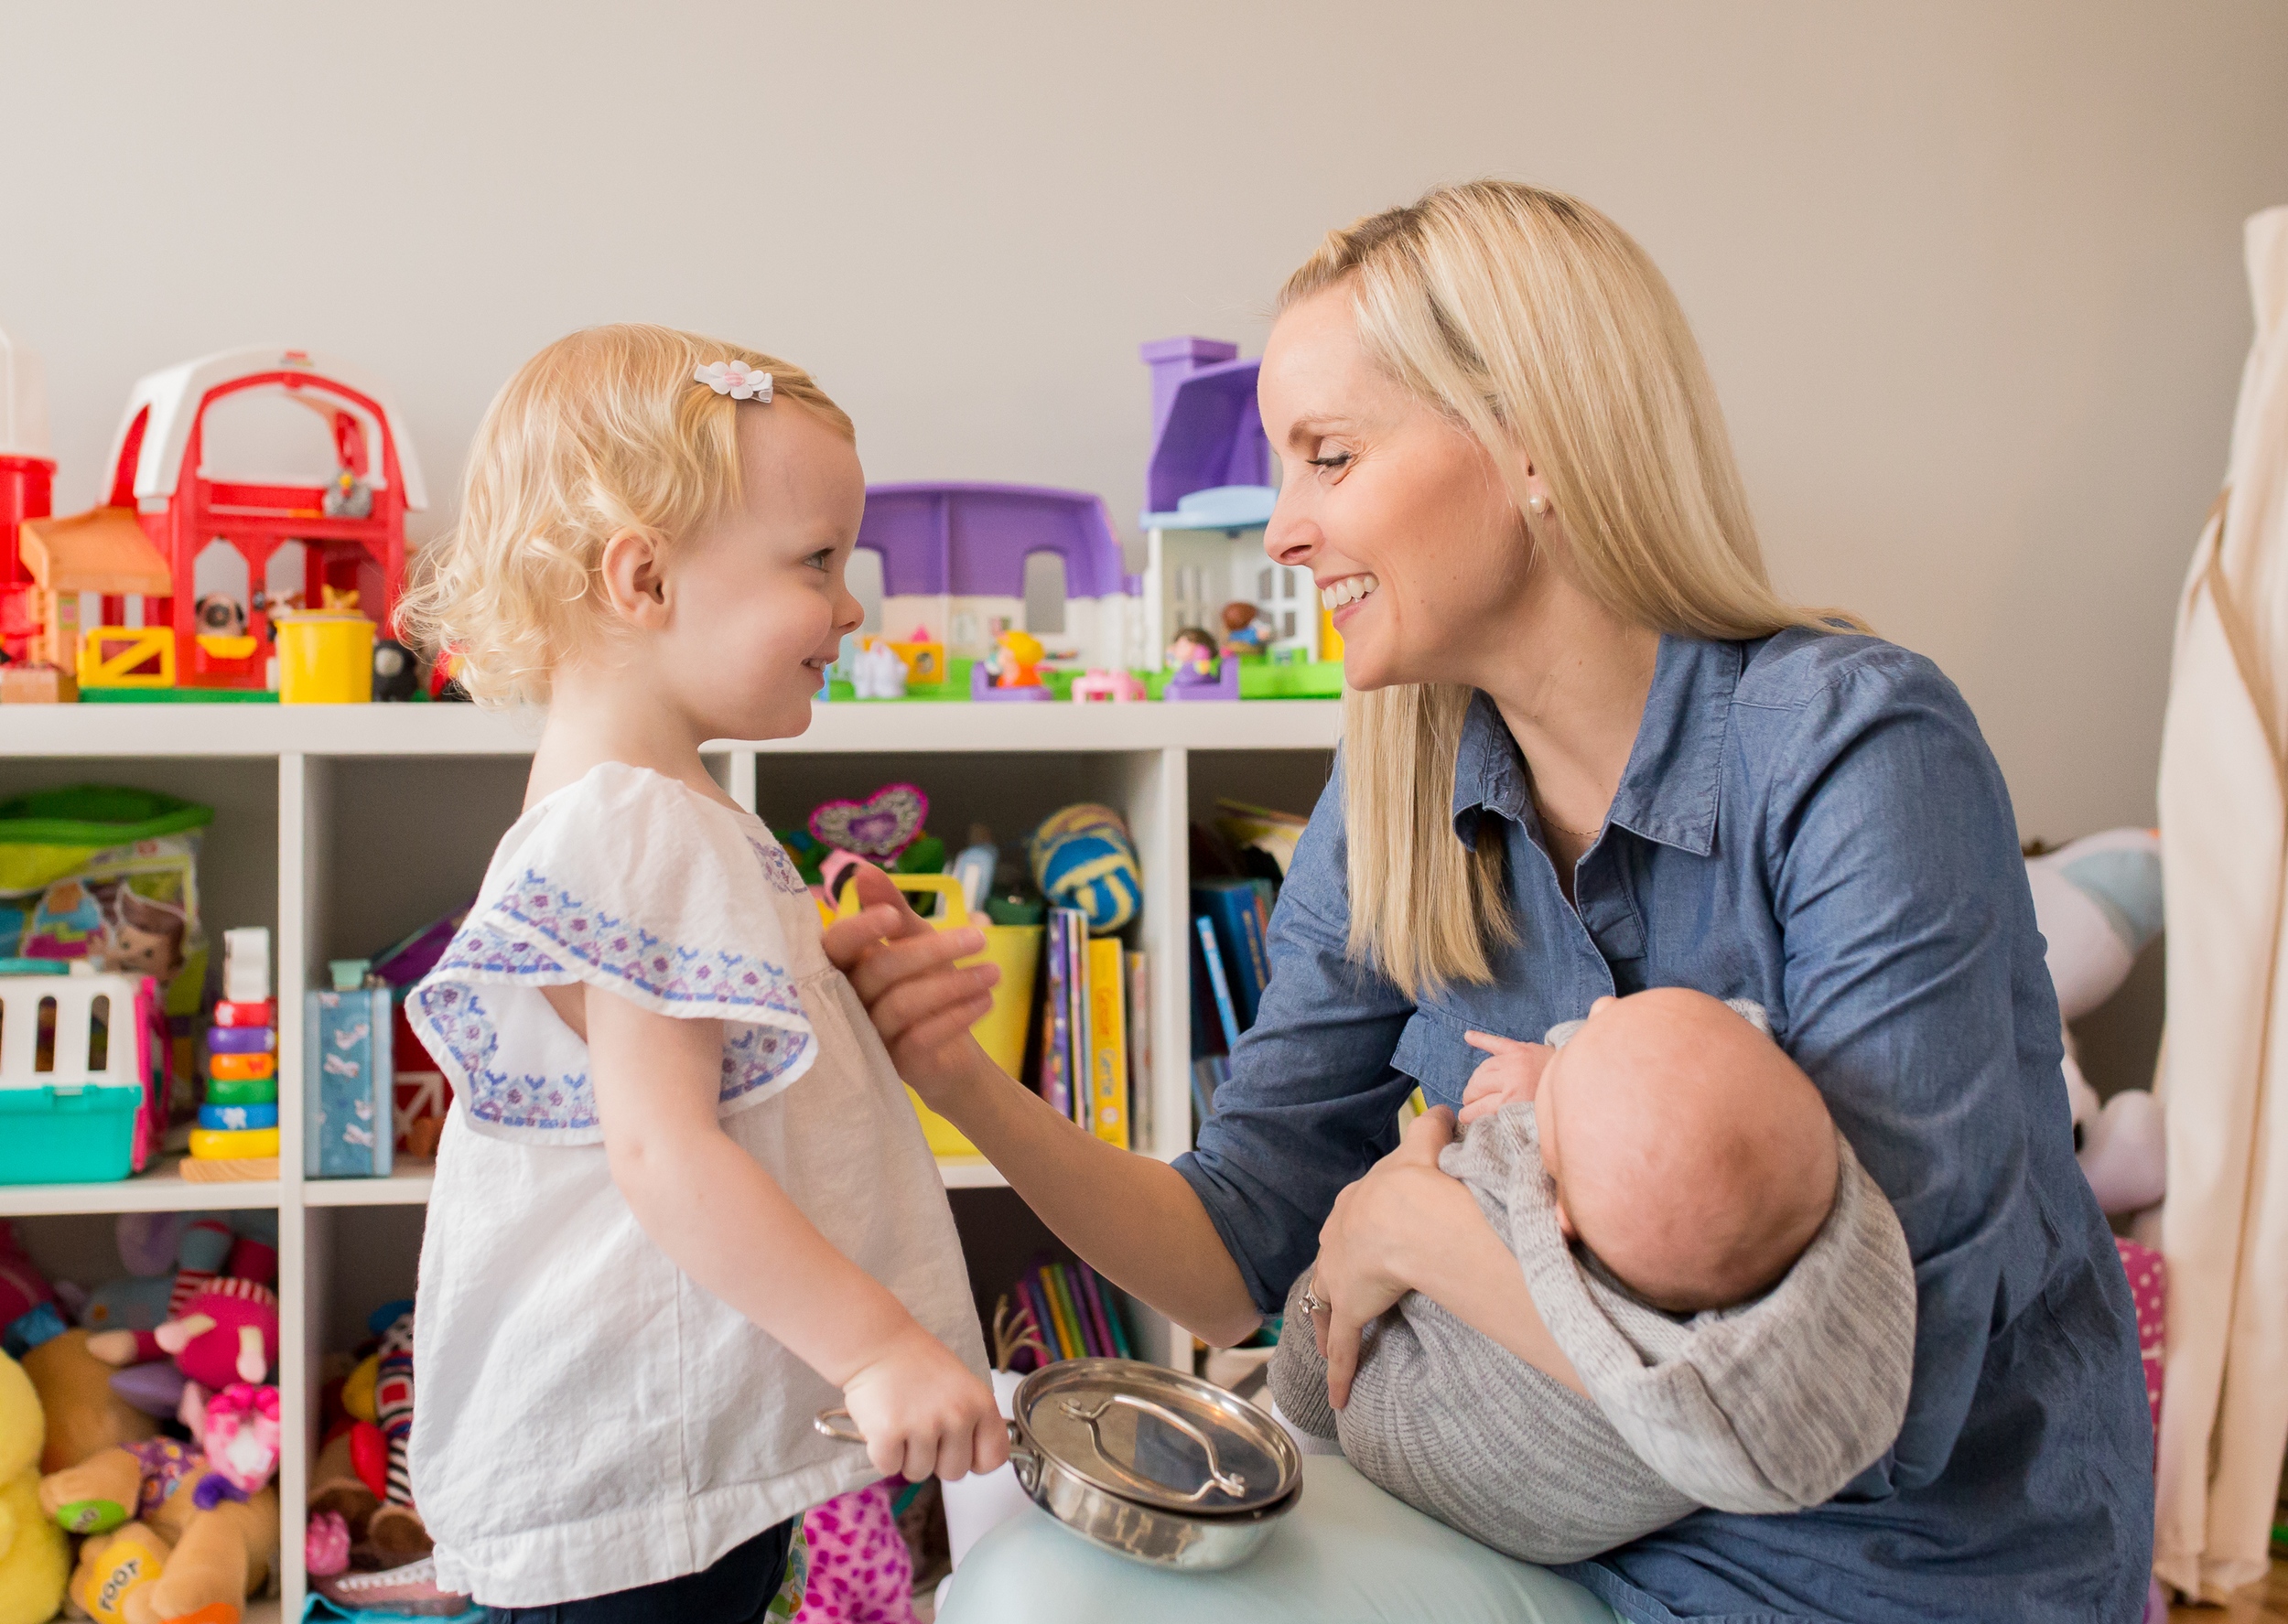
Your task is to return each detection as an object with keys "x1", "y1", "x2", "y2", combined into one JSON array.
[
  {"x1": 403, "y1": 324, "x2": 863, "y2": 737},
  {"x1": 1535, "y1": 989, "x2": 1838, "y2": 1314}
]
